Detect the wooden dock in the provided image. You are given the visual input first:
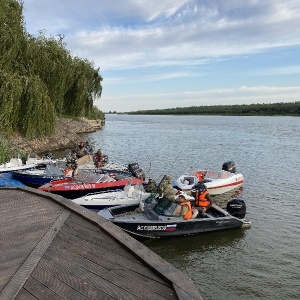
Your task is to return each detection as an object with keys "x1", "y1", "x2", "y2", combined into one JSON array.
[{"x1": 0, "y1": 187, "x2": 202, "y2": 300}]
